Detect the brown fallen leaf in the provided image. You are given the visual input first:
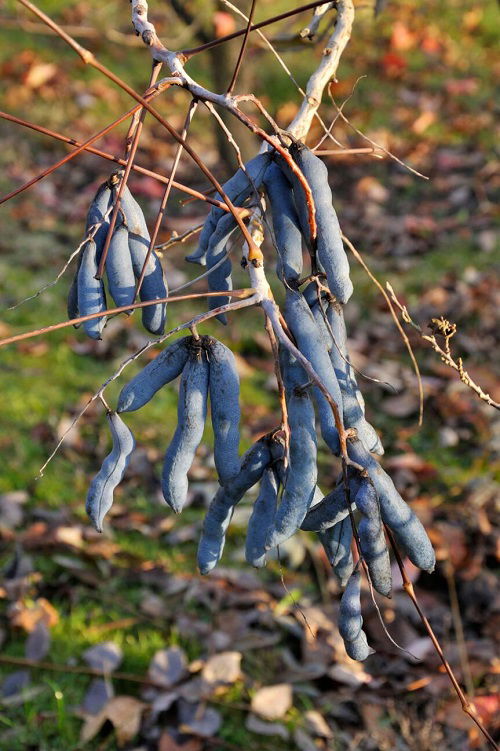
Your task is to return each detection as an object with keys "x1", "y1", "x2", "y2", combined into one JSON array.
[
  {"x1": 148, "y1": 647, "x2": 188, "y2": 688},
  {"x1": 159, "y1": 733, "x2": 202, "y2": 751},
  {"x1": 10, "y1": 597, "x2": 59, "y2": 632},
  {"x1": 201, "y1": 651, "x2": 242, "y2": 692},
  {"x1": 251, "y1": 684, "x2": 293, "y2": 721},
  {"x1": 80, "y1": 695, "x2": 146, "y2": 745}
]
